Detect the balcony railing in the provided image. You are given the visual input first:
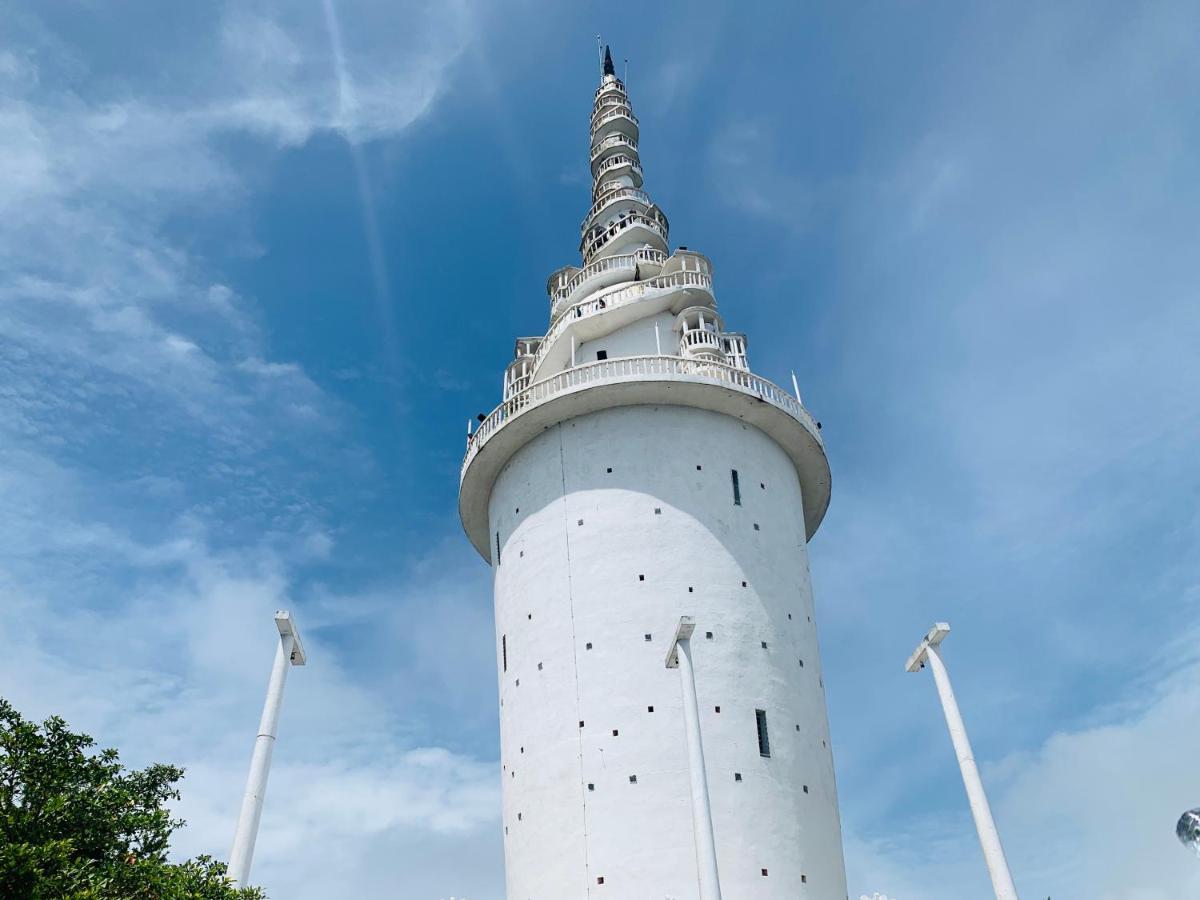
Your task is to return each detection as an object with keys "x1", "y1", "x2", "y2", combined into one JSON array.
[
  {"x1": 590, "y1": 133, "x2": 637, "y2": 165},
  {"x1": 549, "y1": 247, "x2": 667, "y2": 305},
  {"x1": 591, "y1": 108, "x2": 639, "y2": 135},
  {"x1": 681, "y1": 328, "x2": 725, "y2": 356},
  {"x1": 593, "y1": 153, "x2": 642, "y2": 185},
  {"x1": 582, "y1": 211, "x2": 668, "y2": 261},
  {"x1": 544, "y1": 269, "x2": 713, "y2": 359},
  {"x1": 591, "y1": 98, "x2": 633, "y2": 124},
  {"x1": 581, "y1": 187, "x2": 654, "y2": 230},
  {"x1": 463, "y1": 355, "x2": 816, "y2": 478}
]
